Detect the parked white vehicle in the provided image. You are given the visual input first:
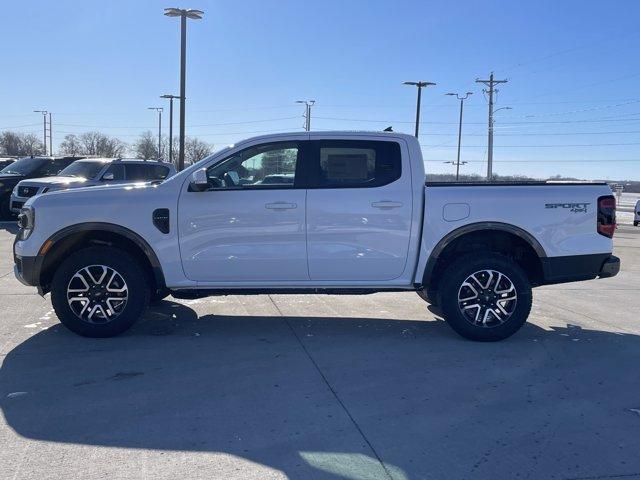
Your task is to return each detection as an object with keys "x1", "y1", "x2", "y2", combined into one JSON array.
[
  {"x1": 13, "y1": 132, "x2": 619, "y2": 341},
  {"x1": 9, "y1": 158, "x2": 176, "y2": 213}
]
